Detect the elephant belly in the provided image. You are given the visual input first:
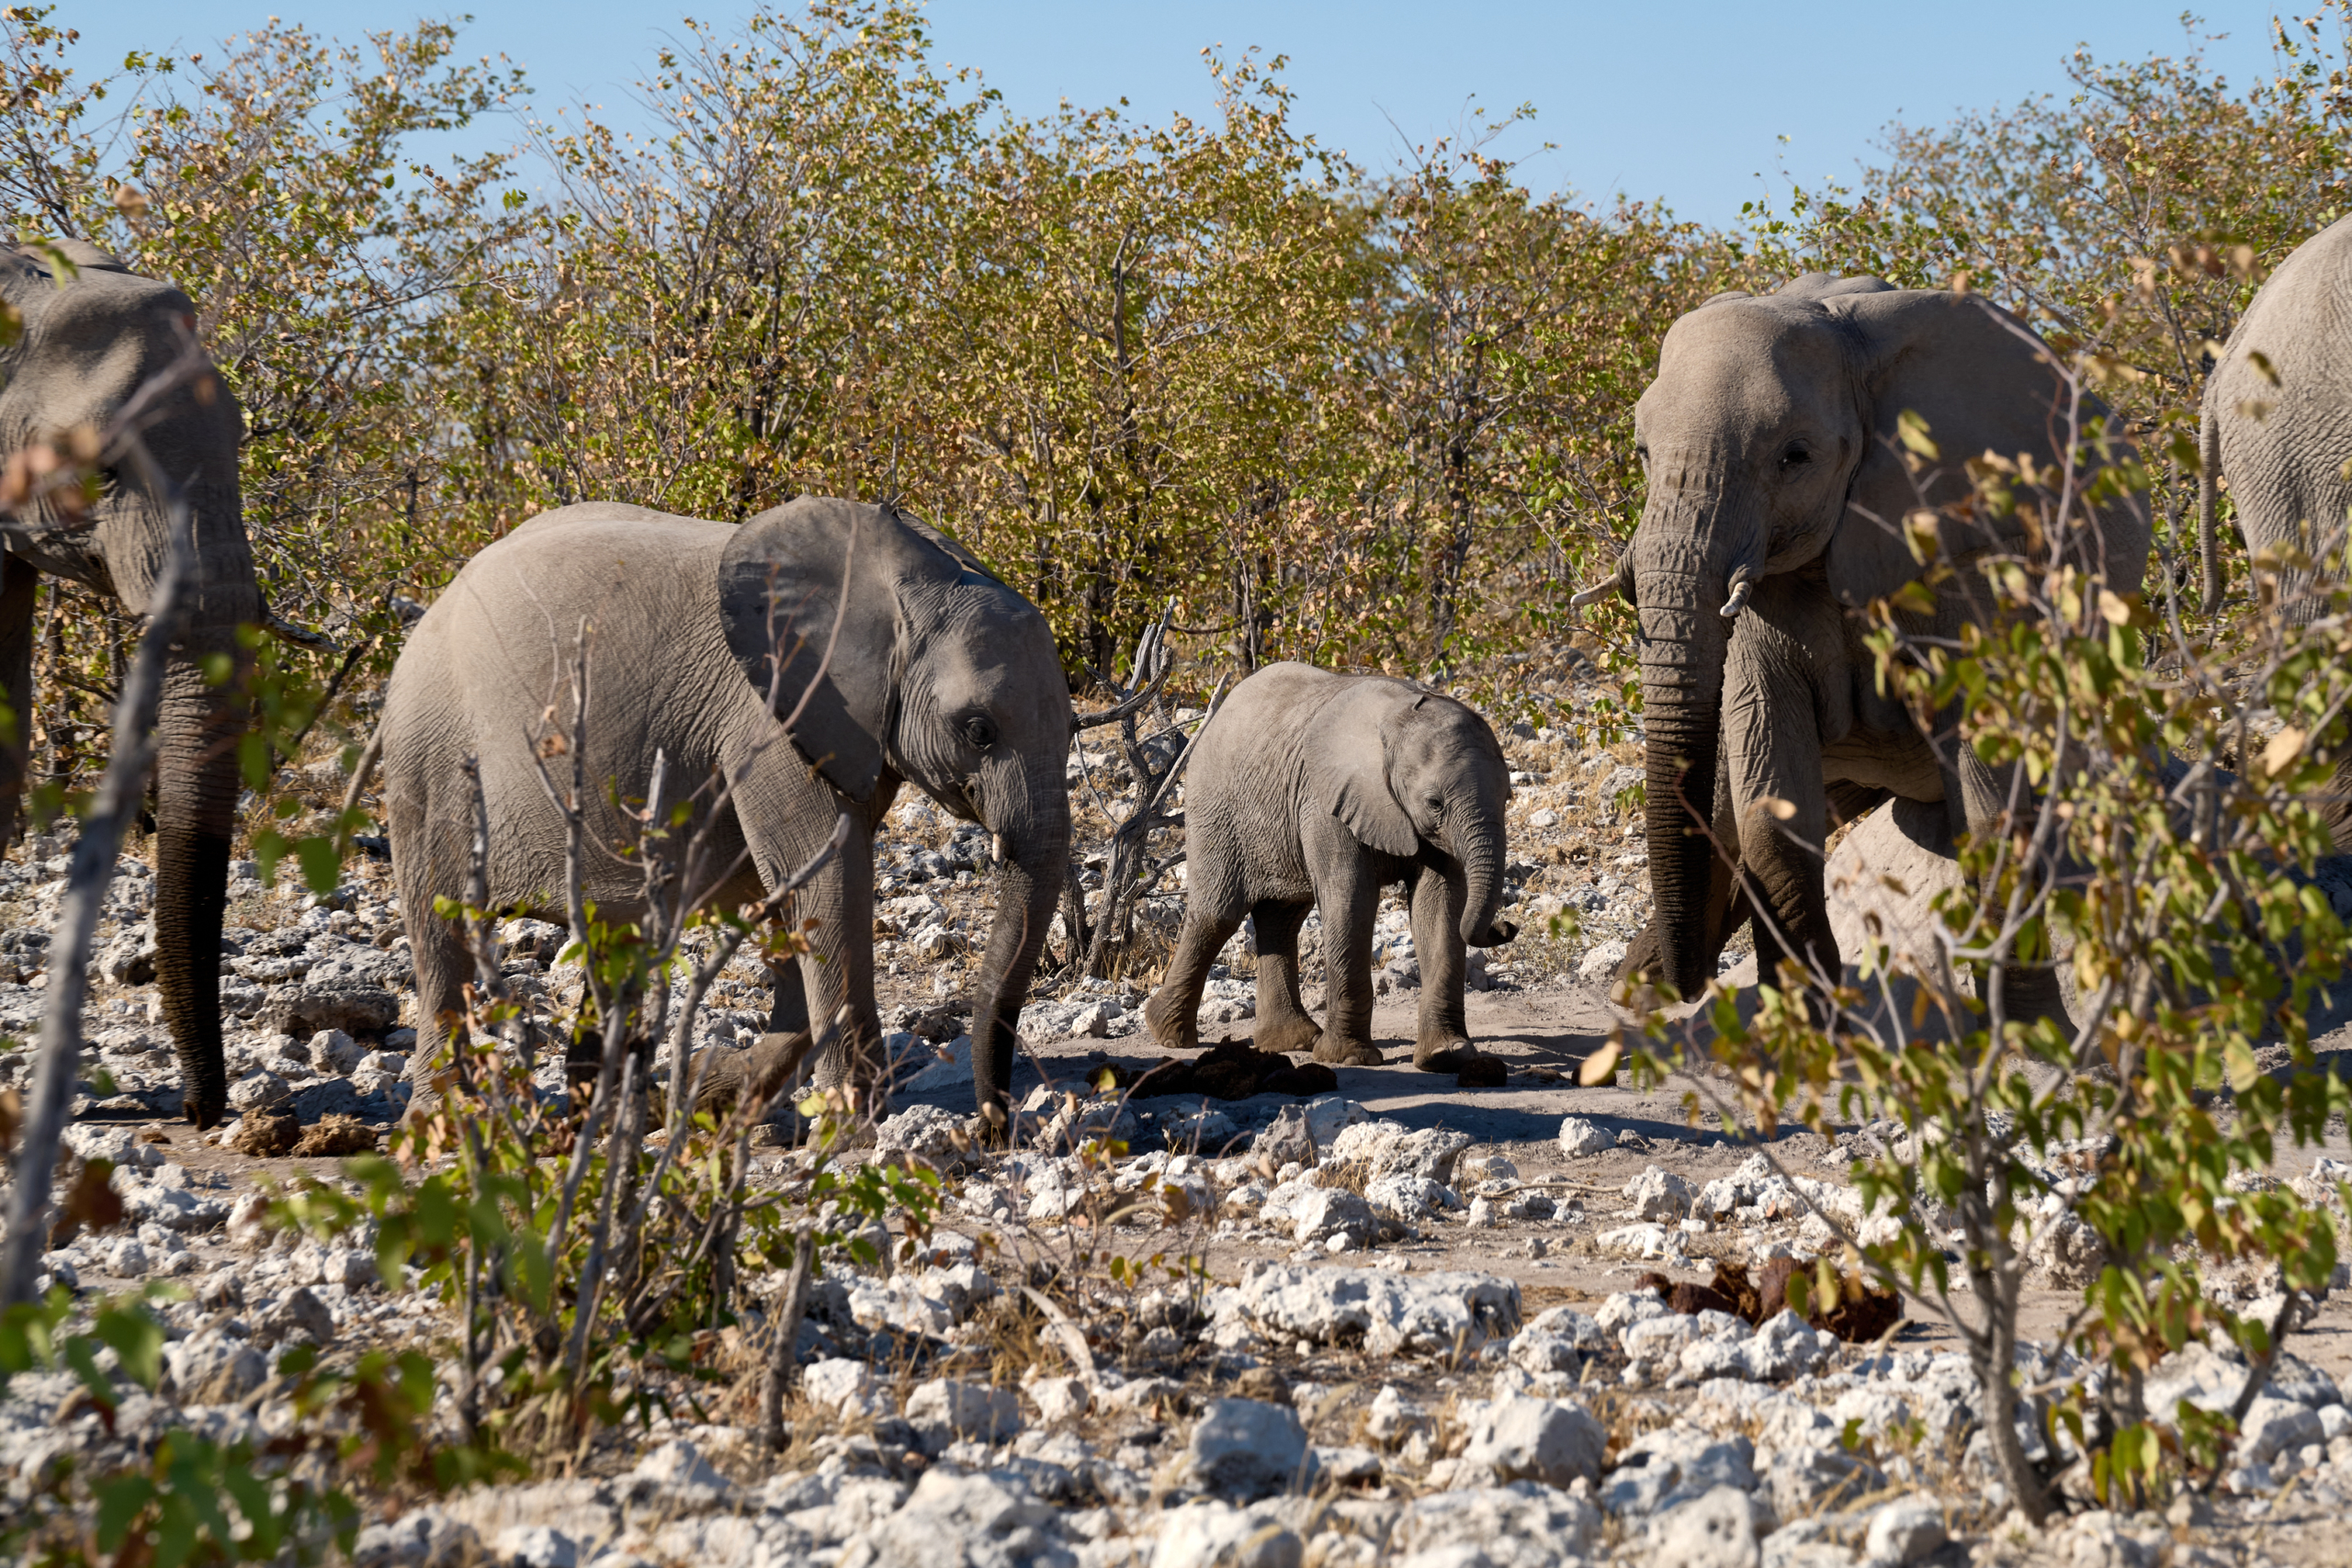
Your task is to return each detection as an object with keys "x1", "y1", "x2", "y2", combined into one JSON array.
[{"x1": 1822, "y1": 728, "x2": 1944, "y2": 802}]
